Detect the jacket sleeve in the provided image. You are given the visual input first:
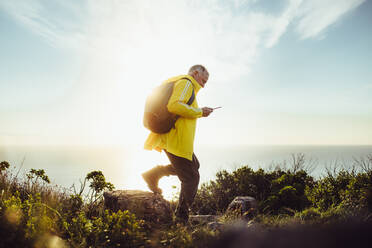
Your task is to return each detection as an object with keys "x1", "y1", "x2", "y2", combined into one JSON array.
[{"x1": 167, "y1": 79, "x2": 203, "y2": 118}]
